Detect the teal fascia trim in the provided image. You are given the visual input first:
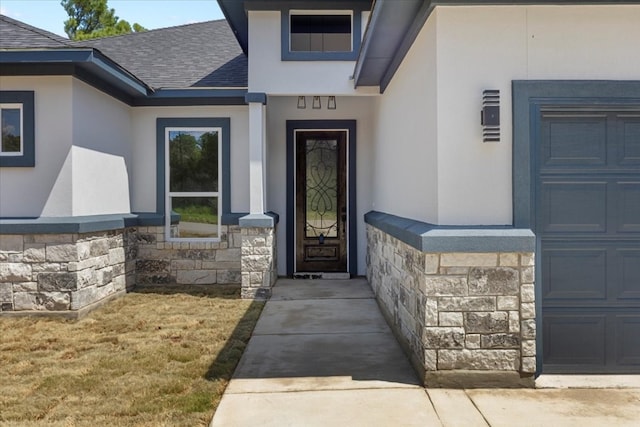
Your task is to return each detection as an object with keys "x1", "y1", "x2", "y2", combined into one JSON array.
[
  {"x1": 89, "y1": 50, "x2": 149, "y2": 96},
  {"x1": 0, "y1": 49, "x2": 153, "y2": 100},
  {"x1": 135, "y1": 89, "x2": 248, "y2": 106},
  {"x1": 245, "y1": 92, "x2": 267, "y2": 104},
  {"x1": 365, "y1": 211, "x2": 535, "y2": 253}
]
